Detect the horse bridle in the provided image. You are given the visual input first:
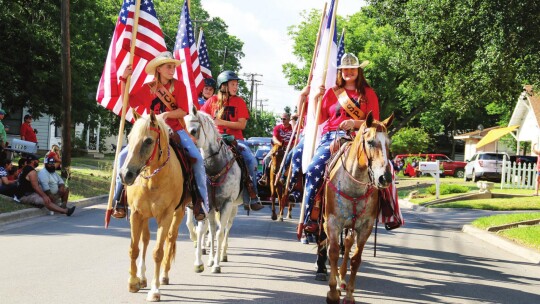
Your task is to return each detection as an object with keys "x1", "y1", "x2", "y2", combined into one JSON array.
[{"x1": 140, "y1": 125, "x2": 170, "y2": 179}]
